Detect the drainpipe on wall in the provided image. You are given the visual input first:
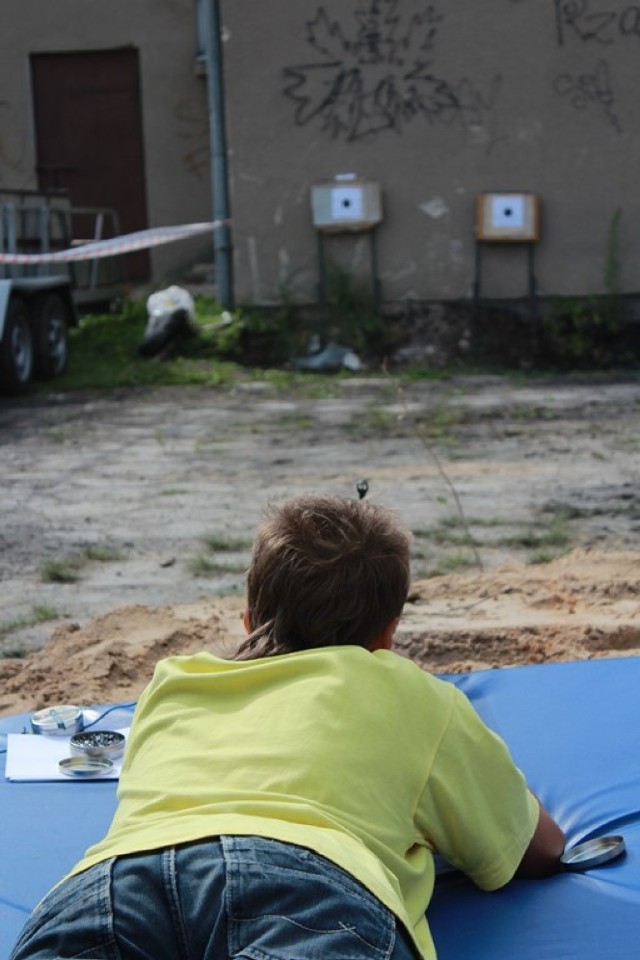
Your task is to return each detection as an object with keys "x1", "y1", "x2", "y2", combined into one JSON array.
[{"x1": 203, "y1": 0, "x2": 234, "y2": 309}]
